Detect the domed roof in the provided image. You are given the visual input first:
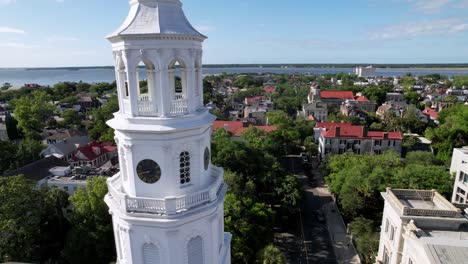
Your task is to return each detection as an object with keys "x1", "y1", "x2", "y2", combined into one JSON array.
[{"x1": 108, "y1": 0, "x2": 206, "y2": 40}]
